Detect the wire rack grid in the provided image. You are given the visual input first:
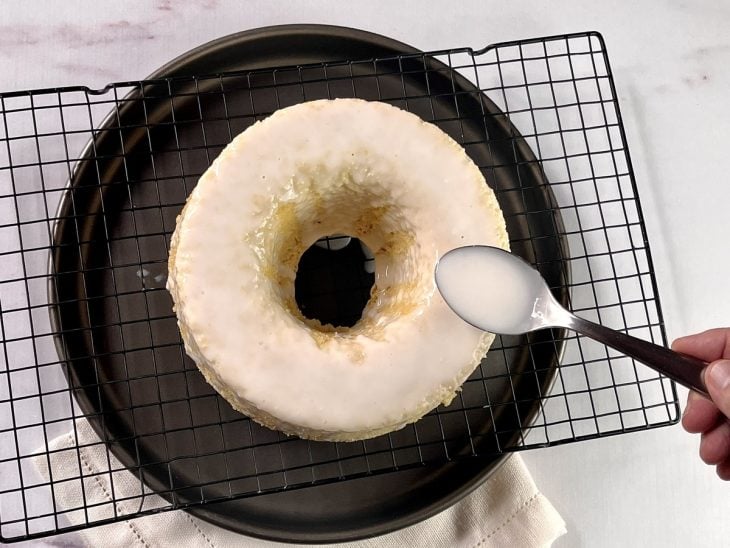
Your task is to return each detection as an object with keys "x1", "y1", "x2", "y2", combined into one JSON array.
[{"x1": 0, "y1": 31, "x2": 678, "y2": 542}]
